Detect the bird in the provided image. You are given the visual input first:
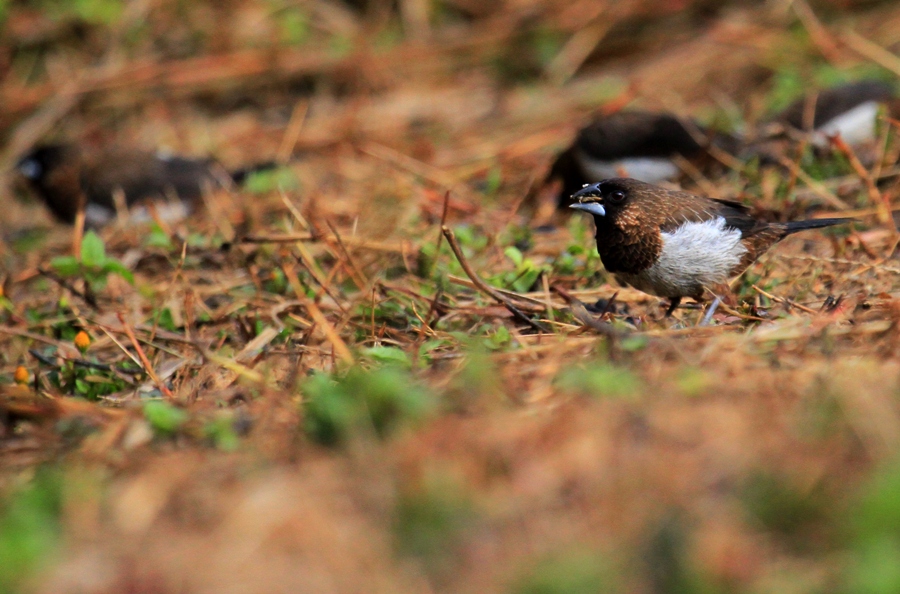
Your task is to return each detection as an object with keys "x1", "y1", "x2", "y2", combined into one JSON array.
[
  {"x1": 748, "y1": 80, "x2": 898, "y2": 165},
  {"x1": 569, "y1": 178, "x2": 852, "y2": 316},
  {"x1": 544, "y1": 110, "x2": 739, "y2": 211},
  {"x1": 773, "y1": 79, "x2": 895, "y2": 147},
  {"x1": 14, "y1": 143, "x2": 279, "y2": 227}
]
